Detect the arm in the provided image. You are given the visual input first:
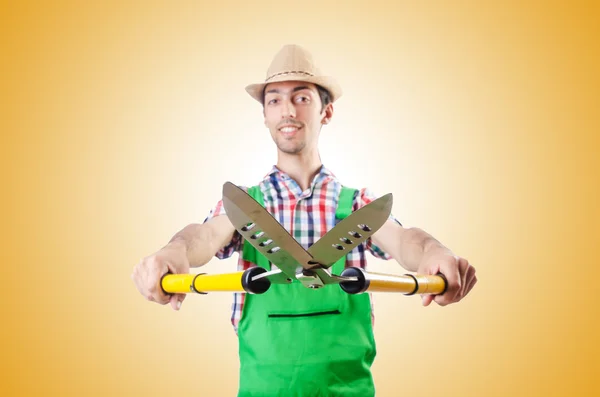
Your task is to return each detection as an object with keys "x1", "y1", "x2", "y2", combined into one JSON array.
[
  {"x1": 371, "y1": 220, "x2": 477, "y2": 306},
  {"x1": 131, "y1": 215, "x2": 237, "y2": 310},
  {"x1": 371, "y1": 220, "x2": 446, "y2": 272},
  {"x1": 168, "y1": 215, "x2": 237, "y2": 268}
]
